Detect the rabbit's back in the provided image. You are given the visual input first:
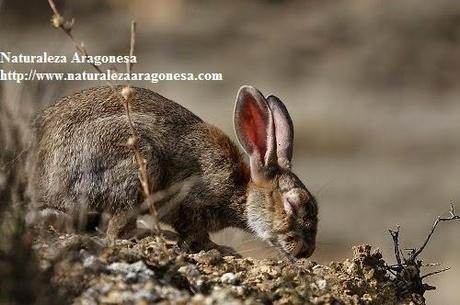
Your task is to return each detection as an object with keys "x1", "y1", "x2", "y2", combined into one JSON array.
[
  {"x1": 29, "y1": 86, "x2": 208, "y2": 213},
  {"x1": 34, "y1": 86, "x2": 201, "y2": 131}
]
